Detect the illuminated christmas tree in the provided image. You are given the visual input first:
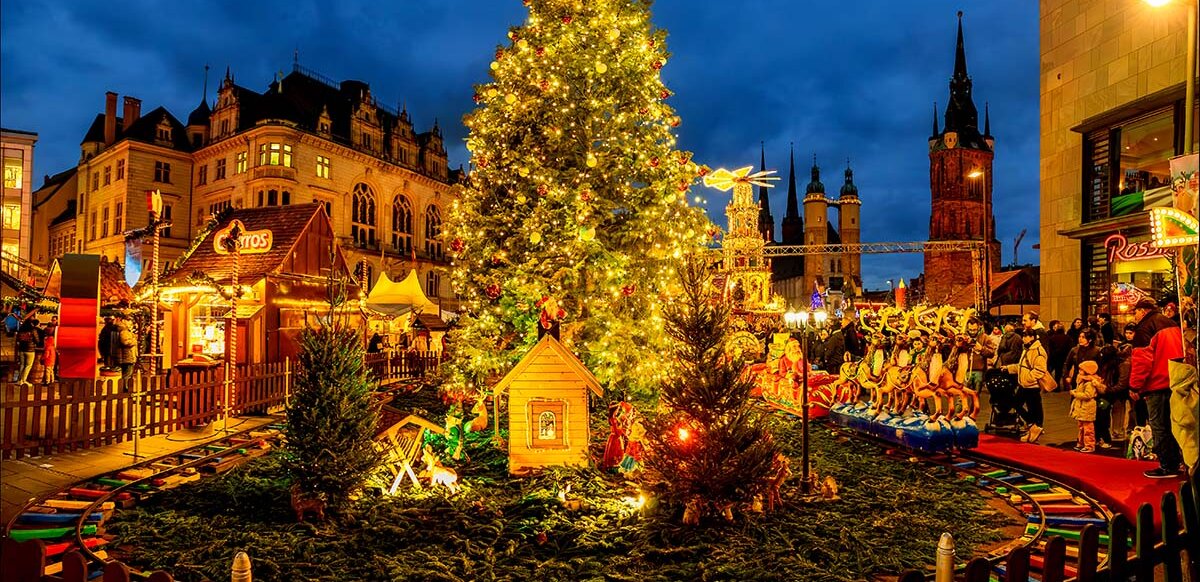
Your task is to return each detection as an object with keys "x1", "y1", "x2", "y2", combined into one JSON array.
[{"x1": 444, "y1": 0, "x2": 710, "y2": 397}]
